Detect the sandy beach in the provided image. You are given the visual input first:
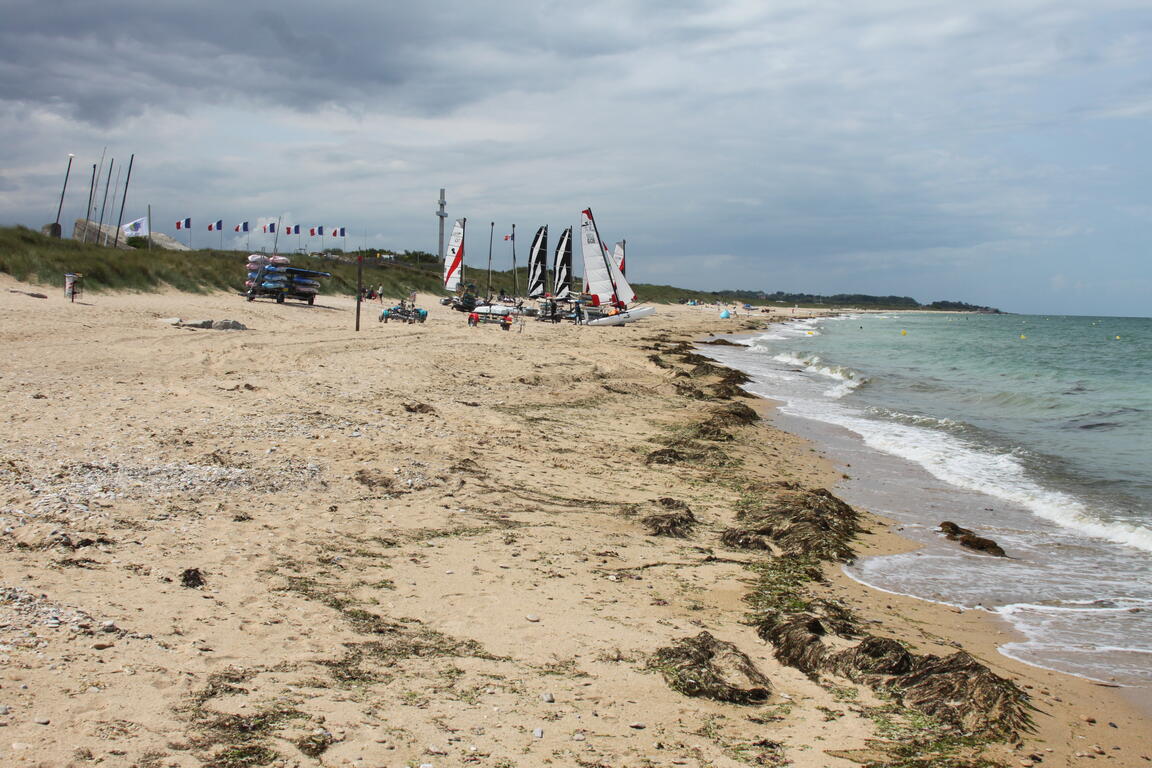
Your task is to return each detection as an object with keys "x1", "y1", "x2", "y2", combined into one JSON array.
[{"x1": 1, "y1": 277, "x2": 1148, "y2": 768}]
